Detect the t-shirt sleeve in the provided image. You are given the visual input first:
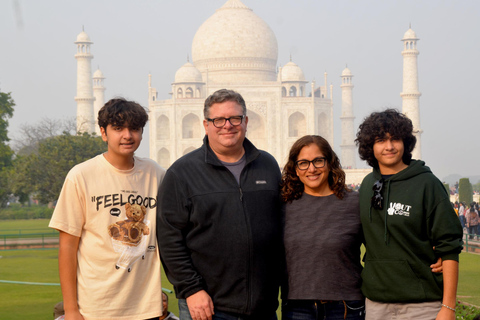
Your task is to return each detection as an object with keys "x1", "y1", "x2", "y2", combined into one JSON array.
[{"x1": 48, "y1": 172, "x2": 86, "y2": 237}]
